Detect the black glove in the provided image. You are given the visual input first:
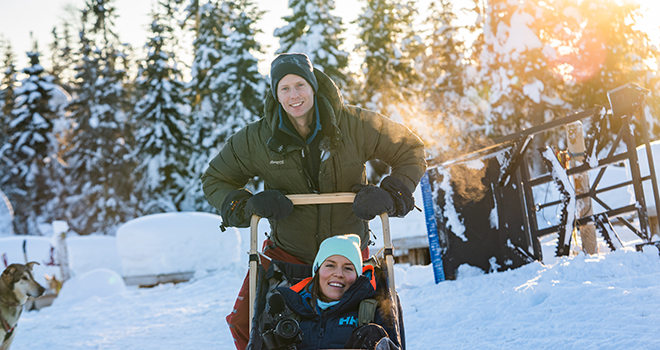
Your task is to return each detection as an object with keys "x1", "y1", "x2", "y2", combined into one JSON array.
[
  {"x1": 379, "y1": 176, "x2": 415, "y2": 218},
  {"x1": 352, "y1": 176, "x2": 415, "y2": 220},
  {"x1": 345, "y1": 323, "x2": 389, "y2": 350},
  {"x1": 244, "y1": 190, "x2": 294, "y2": 221},
  {"x1": 375, "y1": 337, "x2": 399, "y2": 350},
  {"x1": 220, "y1": 189, "x2": 253, "y2": 228},
  {"x1": 352, "y1": 184, "x2": 394, "y2": 221}
]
